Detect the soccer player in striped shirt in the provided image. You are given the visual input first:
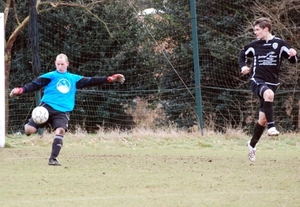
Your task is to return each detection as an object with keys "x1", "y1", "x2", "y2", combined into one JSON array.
[{"x1": 238, "y1": 17, "x2": 297, "y2": 161}]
